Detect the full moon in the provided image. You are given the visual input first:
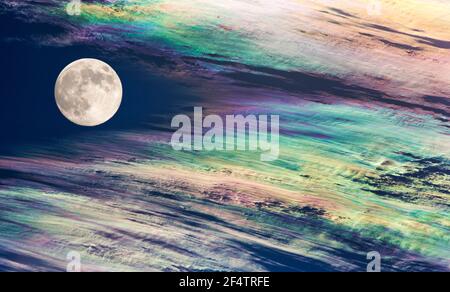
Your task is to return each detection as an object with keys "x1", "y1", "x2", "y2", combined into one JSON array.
[{"x1": 55, "y1": 58, "x2": 122, "y2": 126}]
